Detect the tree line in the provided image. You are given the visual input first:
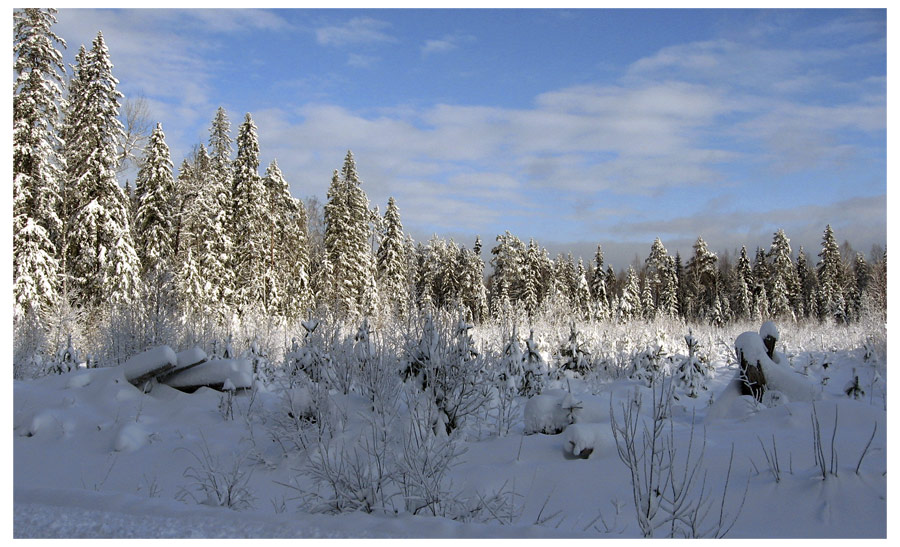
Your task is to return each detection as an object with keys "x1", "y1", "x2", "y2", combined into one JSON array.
[{"x1": 13, "y1": 9, "x2": 886, "y2": 352}]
